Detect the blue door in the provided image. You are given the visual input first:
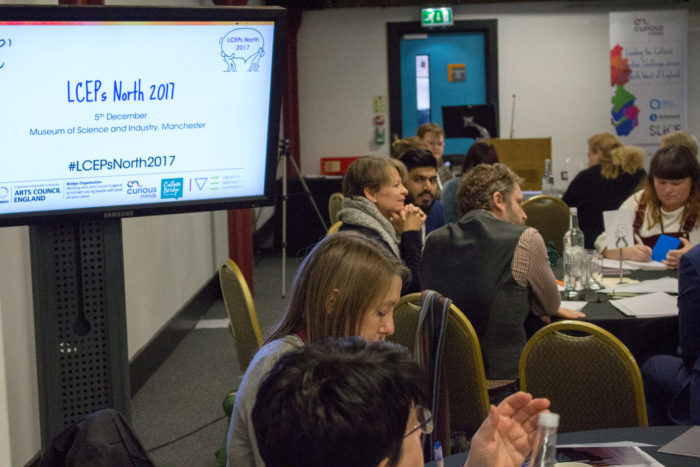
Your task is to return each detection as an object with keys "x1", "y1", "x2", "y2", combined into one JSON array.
[{"x1": 400, "y1": 32, "x2": 487, "y2": 157}]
